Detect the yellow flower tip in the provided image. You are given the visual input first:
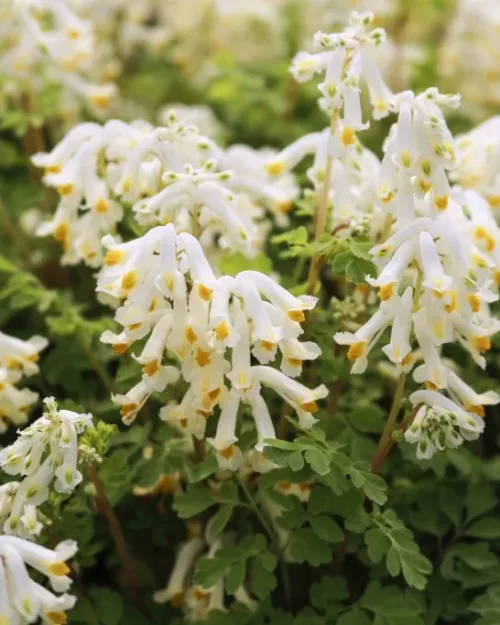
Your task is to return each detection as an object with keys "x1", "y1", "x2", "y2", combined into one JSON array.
[
  {"x1": 95, "y1": 198, "x2": 109, "y2": 213},
  {"x1": 57, "y1": 183, "x2": 74, "y2": 197},
  {"x1": 401, "y1": 151, "x2": 412, "y2": 169},
  {"x1": 486, "y1": 235, "x2": 496, "y2": 252},
  {"x1": 340, "y1": 126, "x2": 356, "y2": 147},
  {"x1": 121, "y1": 270, "x2": 138, "y2": 292},
  {"x1": 277, "y1": 481, "x2": 293, "y2": 493},
  {"x1": 47, "y1": 611, "x2": 68, "y2": 625},
  {"x1": 197, "y1": 284, "x2": 213, "y2": 301},
  {"x1": 121, "y1": 403, "x2": 138, "y2": 422},
  {"x1": 300, "y1": 400, "x2": 319, "y2": 413},
  {"x1": 54, "y1": 222, "x2": 70, "y2": 244},
  {"x1": 195, "y1": 348, "x2": 212, "y2": 367},
  {"x1": 474, "y1": 226, "x2": 487, "y2": 239},
  {"x1": 122, "y1": 179, "x2": 132, "y2": 193},
  {"x1": 207, "y1": 387, "x2": 221, "y2": 402},
  {"x1": 434, "y1": 195, "x2": 449, "y2": 211},
  {"x1": 26, "y1": 352, "x2": 40, "y2": 363},
  {"x1": 265, "y1": 161, "x2": 285, "y2": 176},
  {"x1": 473, "y1": 336, "x2": 491, "y2": 353},
  {"x1": 156, "y1": 474, "x2": 179, "y2": 494},
  {"x1": 193, "y1": 588, "x2": 208, "y2": 601},
  {"x1": 432, "y1": 321, "x2": 444, "y2": 341},
  {"x1": 164, "y1": 274, "x2": 174, "y2": 291},
  {"x1": 488, "y1": 195, "x2": 500, "y2": 209},
  {"x1": 66, "y1": 28, "x2": 81, "y2": 40},
  {"x1": 444, "y1": 290, "x2": 458, "y2": 313},
  {"x1": 425, "y1": 380, "x2": 439, "y2": 391},
  {"x1": 142, "y1": 360, "x2": 160, "y2": 377},
  {"x1": 196, "y1": 409, "x2": 212, "y2": 419},
  {"x1": 103, "y1": 248, "x2": 125, "y2": 266},
  {"x1": 48, "y1": 561, "x2": 71, "y2": 576},
  {"x1": 467, "y1": 293, "x2": 481, "y2": 313},
  {"x1": 276, "y1": 200, "x2": 293, "y2": 214},
  {"x1": 418, "y1": 178, "x2": 431, "y2": 193},
  {"x1": 347, "y1": 341, "x2": 366, "y2": 361},
  {"x1": 215, "y1": 320, "x2": 230, "y2": 341},
  {"x1": 286, "y1": 357, "x2": 303, "y2": 367},
  {"x1": 378, "y1": 283, "x2": 394, "y2": 301},
  {"x1": 220, "y1": 444, "x2": 237, "y2": 460},
  {"x1": 380, "y1": 190, "x2": 395, "y2": 204},
  {"x1": 0, "y1": 382, "x2": 6, "y2": 392},
  {"x1": 185, "y1": 326, "x2": 198, "y2": 344},
  {"x1": 91, "y1": 94, "x2": 112, "y2": 110},
  {"x1": 473, "y1": 254, "x2": 488, "y2": 268},
  {"x1": 44, "y1": 164, "x2": 61, "y2": 175},
  {"x1": 465, "y1": 403, "x2": 485, "y2": 417},
  {"x1": 7, "y1": 357, "x2": 21, "y2": 369},
  {"x1": 127, "y1": 322, "x2": 142, "y2": 331},
  {"x1": 171, "y1": 592, "x2": 185, "y2": 608},
  {"x1": 180, "y1": 418, "x2": 188, "y2": 429},
  {"x1": 494, "y1": 270, "x2": 500, "y2": 286},
  {"x1": 287, "y1": 310, "x2": 305, "y2": 323},
  {"x1": 401, "y1": 352, "x2": 414, "y2": 367},
  {"x1": 260, "y1": 340, "x2": 276, "y2": 352}
]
